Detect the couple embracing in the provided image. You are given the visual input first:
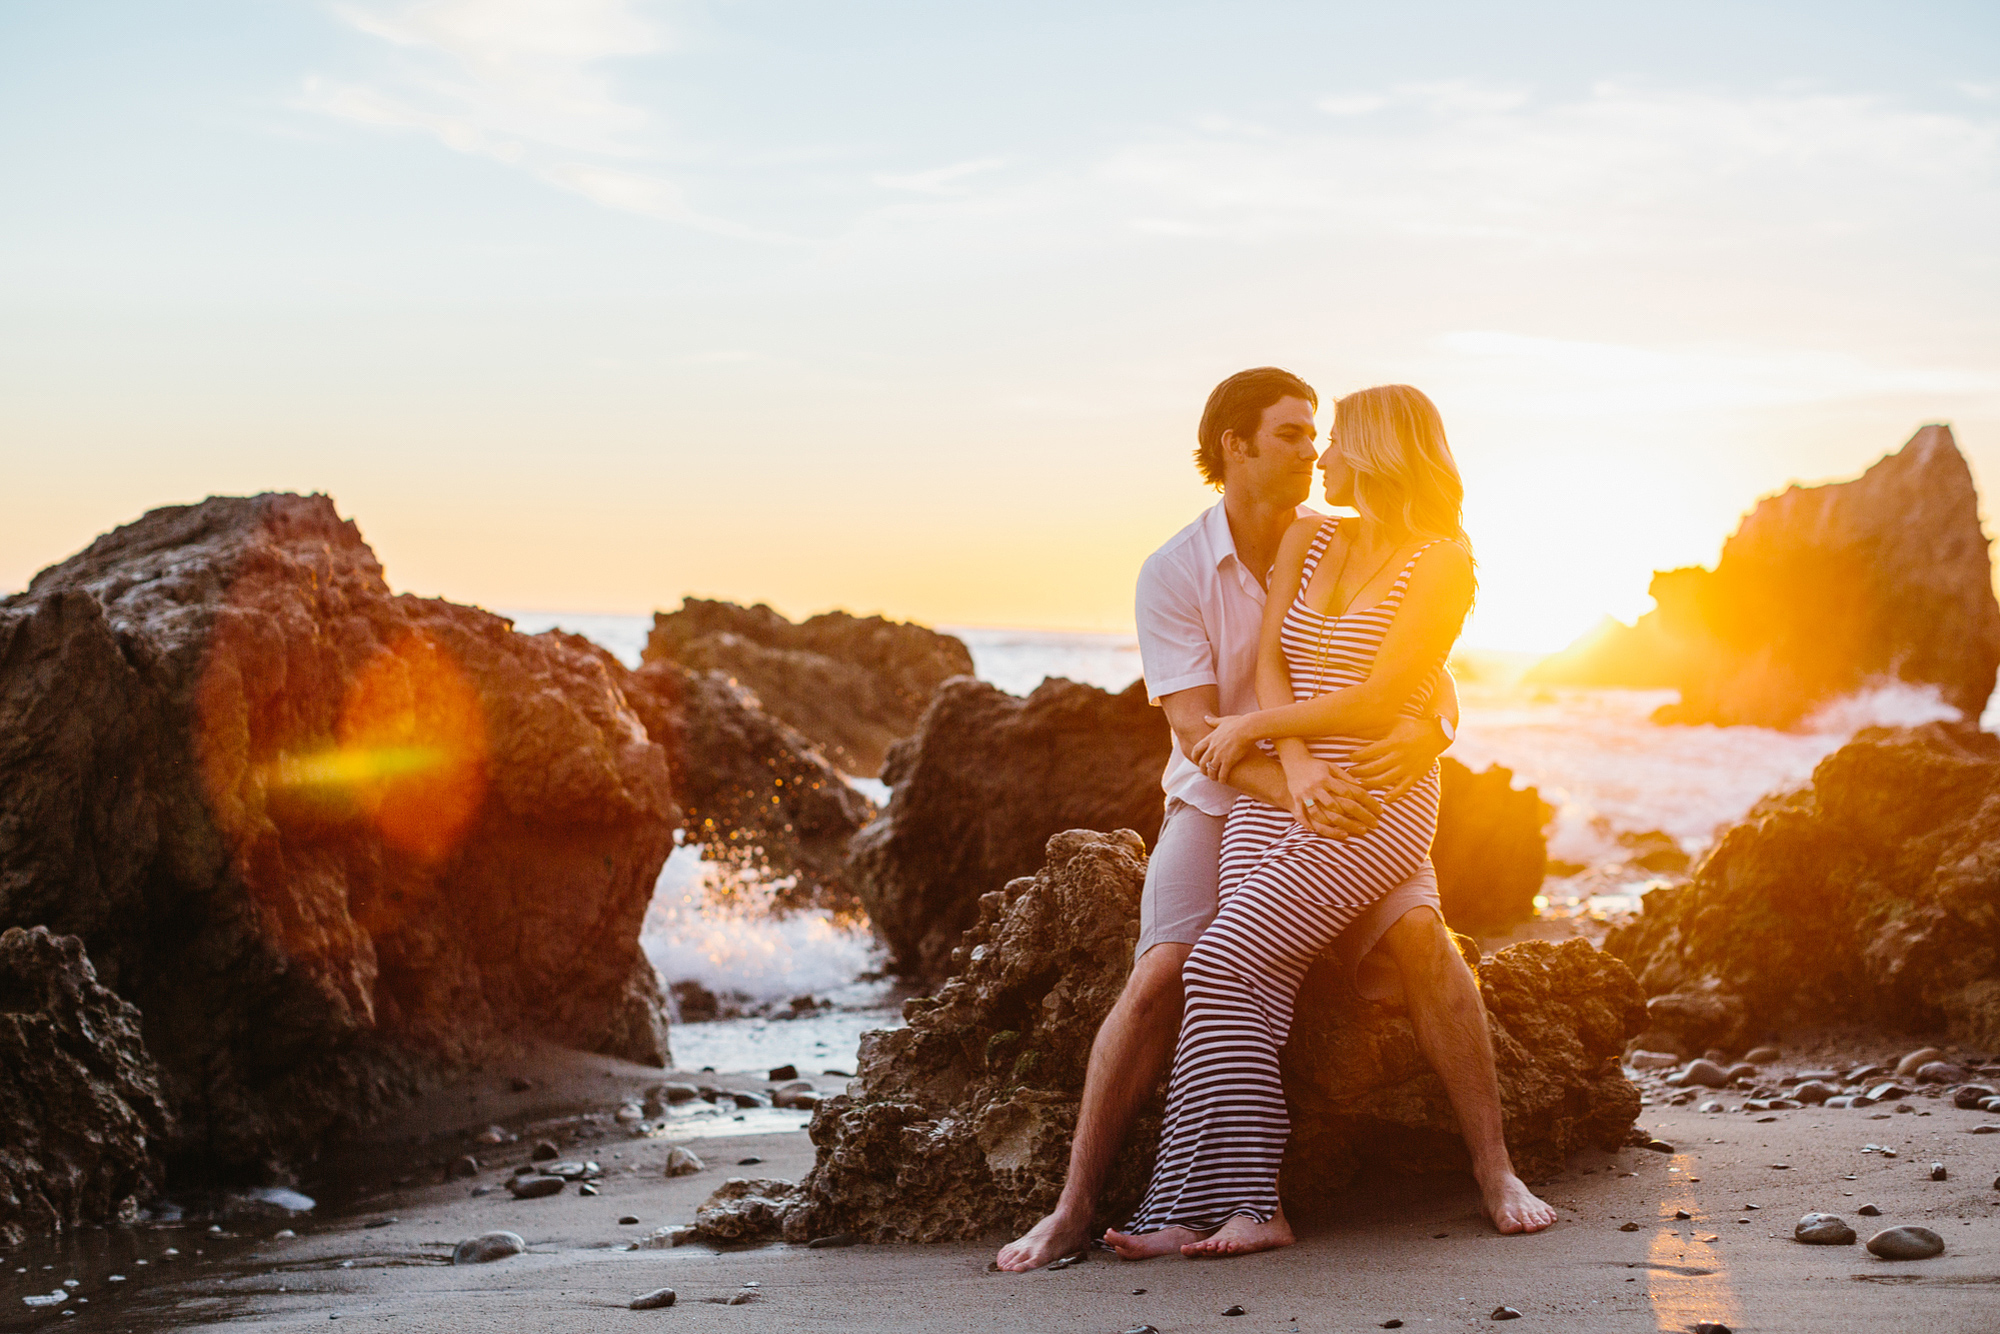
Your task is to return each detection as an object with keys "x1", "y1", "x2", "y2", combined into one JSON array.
[{"x1": 997, "y1": 368, "x2": 1557, "y2": 1269}]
